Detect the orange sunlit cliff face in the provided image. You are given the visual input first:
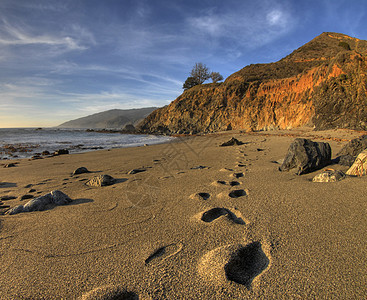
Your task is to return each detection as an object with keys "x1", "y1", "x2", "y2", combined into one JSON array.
[{"x1": 139, "y1": 32, "x2": 367, "y2": 134}]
